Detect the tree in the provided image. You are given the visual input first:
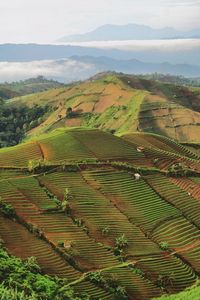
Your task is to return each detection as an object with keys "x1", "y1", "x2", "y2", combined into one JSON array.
[
  {"x1": 66, "y1": 107, "x2": 73, "y2": 117},
  {"x1": 115, "y1": 234, "x2": 128, "y2": 249}
]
